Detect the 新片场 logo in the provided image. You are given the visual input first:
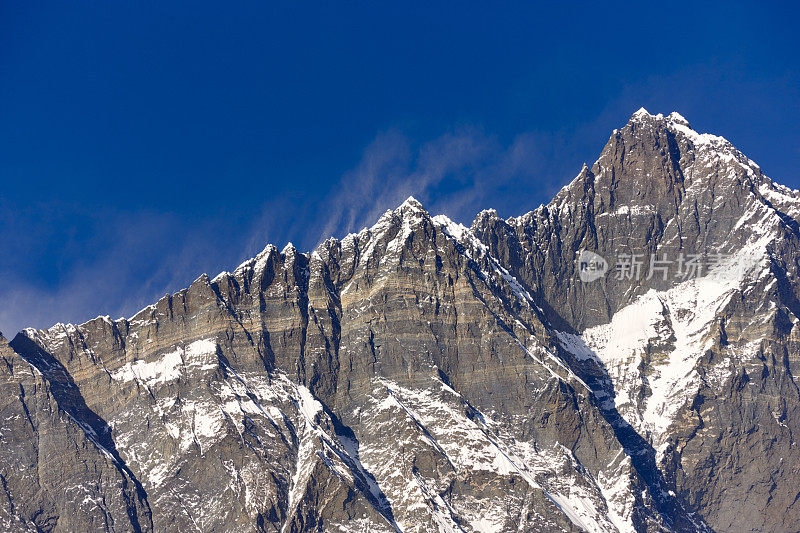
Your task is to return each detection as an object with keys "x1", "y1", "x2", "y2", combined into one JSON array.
[{"x1": 577, "y1": 250, "x2": 608, "y2": 282}]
